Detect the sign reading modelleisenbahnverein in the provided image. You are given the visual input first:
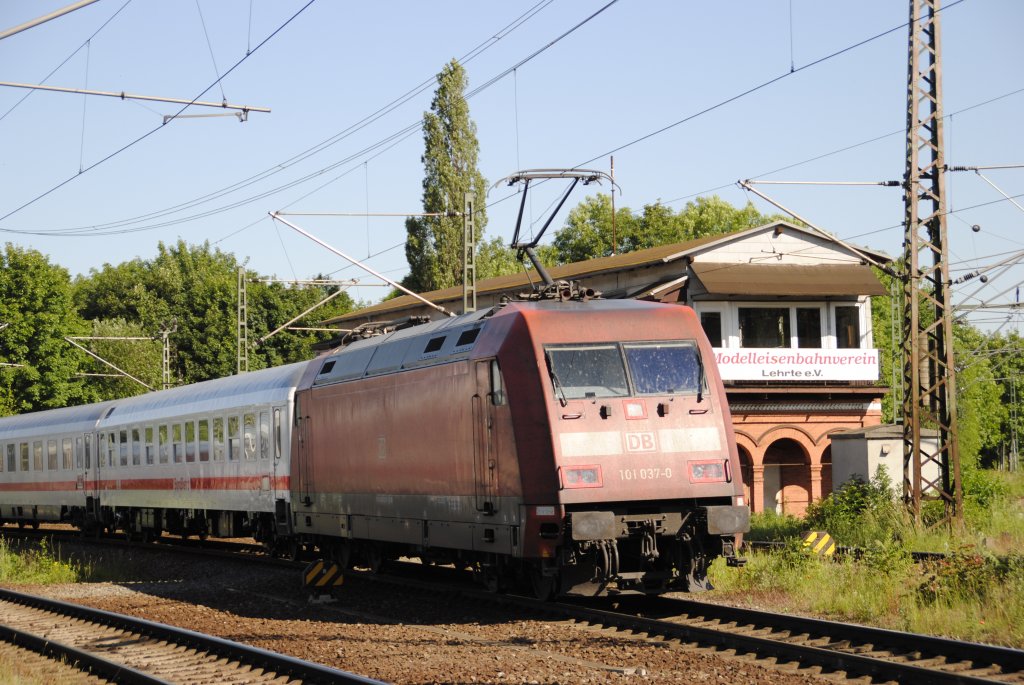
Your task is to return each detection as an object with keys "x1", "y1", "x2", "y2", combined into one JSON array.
[{"x1": 713, "y1": 348, "x2": 880, "y2": 382}]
